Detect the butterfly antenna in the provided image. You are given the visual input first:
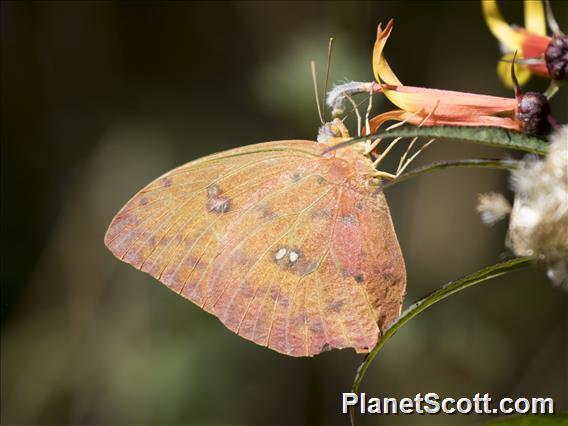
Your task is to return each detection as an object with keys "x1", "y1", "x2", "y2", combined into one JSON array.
[
  {"x1": 311, "y1": 61, "x2": 325, "y2": 125},
  {"x1": 322, "y1": 37, "x2": 334, "y2": 120}
]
